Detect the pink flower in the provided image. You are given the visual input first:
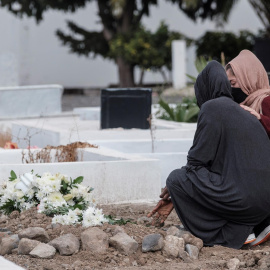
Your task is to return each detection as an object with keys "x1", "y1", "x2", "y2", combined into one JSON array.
[{"x1": 4, "y1": 142, "x2": 18, "y2": 149}]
